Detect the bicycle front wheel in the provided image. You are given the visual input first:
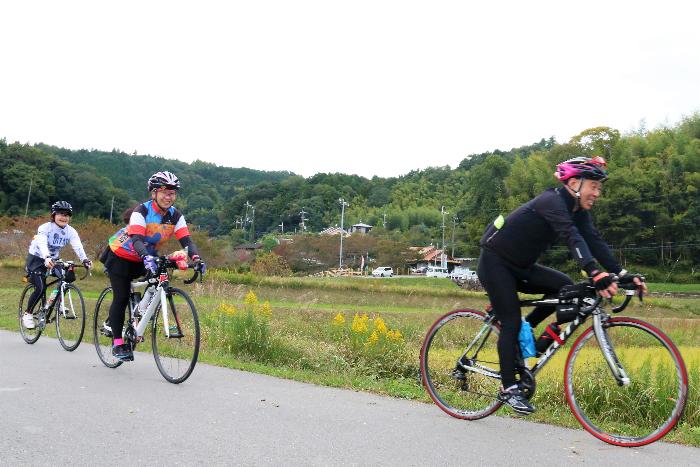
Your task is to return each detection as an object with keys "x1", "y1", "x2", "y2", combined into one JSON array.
[
  {"x1": 93, "y1": 287, "x2": 123, "y2": 369},
  {"x1": 56, "y1": 284, "x2": 86, "y2": 351},
  {"x1": 19, "y1": 283, "x2": 44, "y2": 344},
  {"x1": 565, "y1": 317, "x2": 688, "y2": 446},
  {"x1": 151, "y1": 287, "x2": 200, "y2": 384},
  {"x1": 420, "y1": 309, "x2": 503, "y2": 420}
]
